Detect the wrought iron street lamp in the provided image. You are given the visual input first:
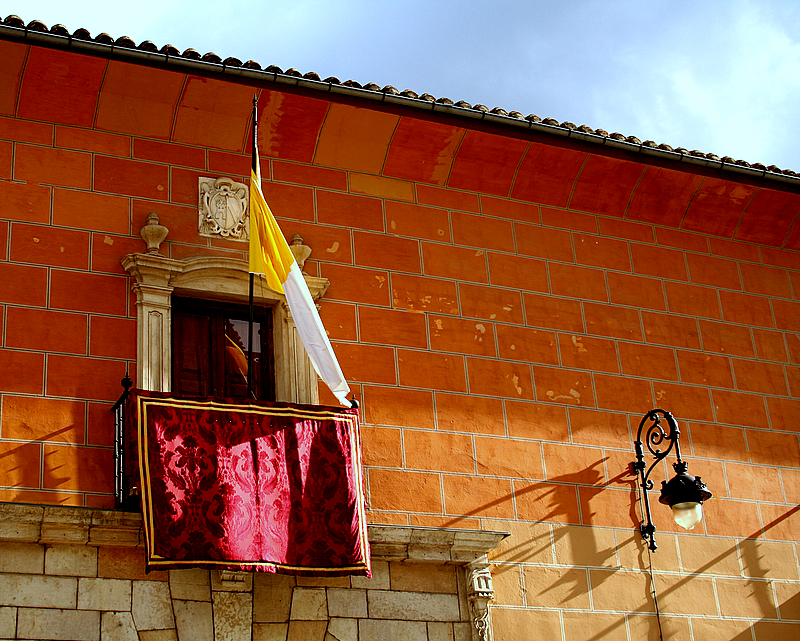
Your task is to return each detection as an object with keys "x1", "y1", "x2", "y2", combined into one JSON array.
[{"x1": 632, "y1": 409, "x2": 713, "y2": 551}]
